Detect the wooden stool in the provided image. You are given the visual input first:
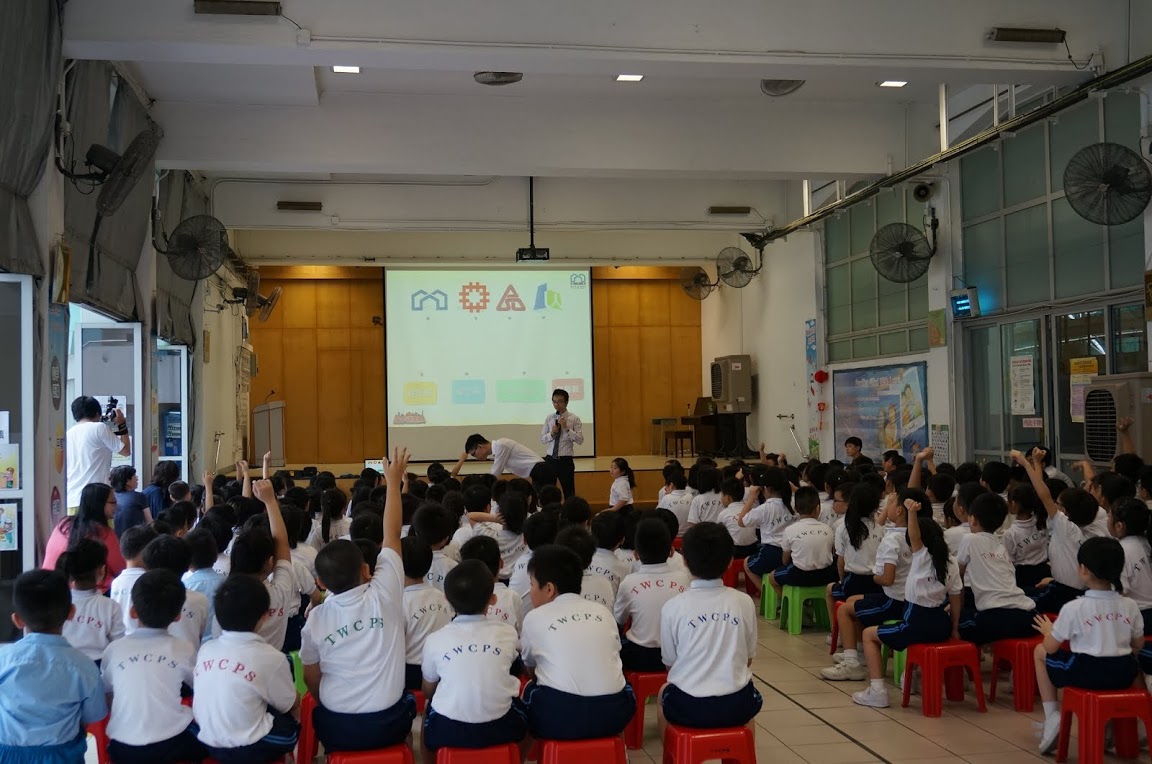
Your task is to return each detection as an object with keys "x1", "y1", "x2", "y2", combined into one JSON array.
[
  {"x1": 624, "y1": 671, "x2": 668, "y2": 749},
  {"x1": 665, "y1": 430, "x2": 694, "y2": 458},
  {"x1": 1057, "y1": 687, "x2": 1152, "y2": 764},
  {"x1": 538, "y1": 737, "x2": 627, "y2": 764},
  {"x1": 661, "y1": 724, "x2": 756, "y2": 764},
  {"x1": 900, "y1": 639, "x2": 986, "y2": 717},
  {"x1": 327, "y1": 748, "x2": 416, "y2": 764},
  {"x1": 436, "y1": 743, "x2": 521, "y2": 763},
  {"x1": 778, "y1": 585, "x2": 830, "y2": 635},
  {"x1": 988, "y1": 636, "x2": 1042, "y2": 711}
]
